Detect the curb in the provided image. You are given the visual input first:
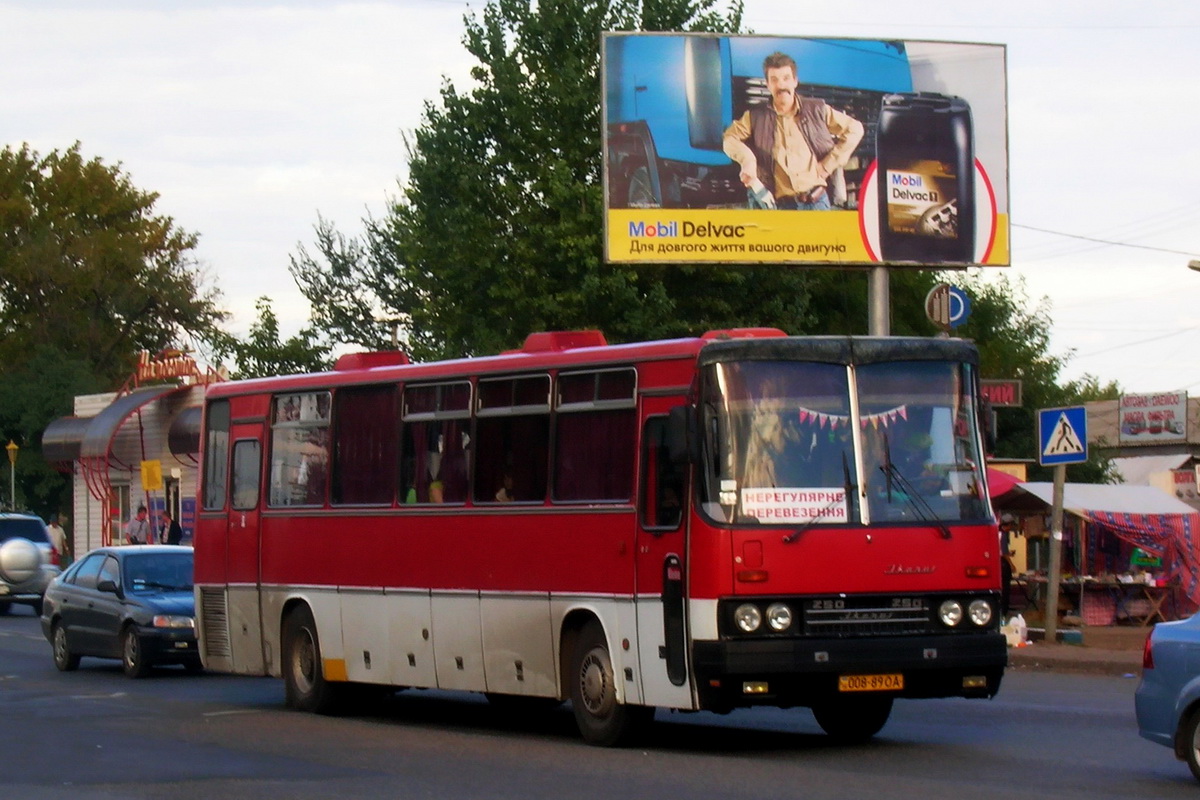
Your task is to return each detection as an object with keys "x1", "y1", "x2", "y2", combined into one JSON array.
[{"x1": 1005, "y1": 644, "x2": 1143, "y2": 677}]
